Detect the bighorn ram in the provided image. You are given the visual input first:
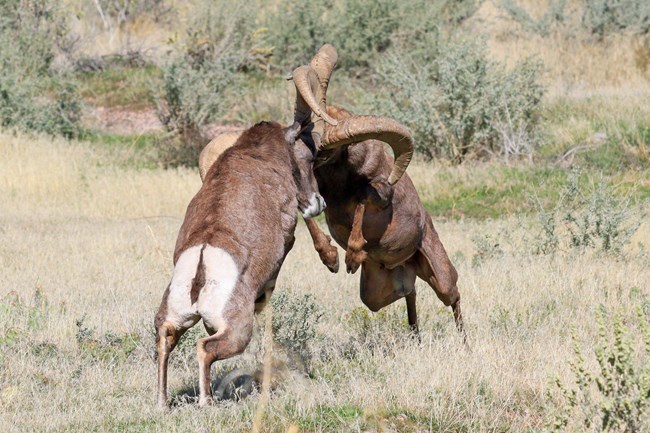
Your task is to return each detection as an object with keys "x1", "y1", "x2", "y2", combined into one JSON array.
[
  {"x1": 197, "y1": 45, "x2": 465, "y2": 339},
  {"x1": 292, "y1": 45, "x2": 465, "y2": 338},
  {"x1": 154, "y1": 120, "x2": 325, "y2": 409}
]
